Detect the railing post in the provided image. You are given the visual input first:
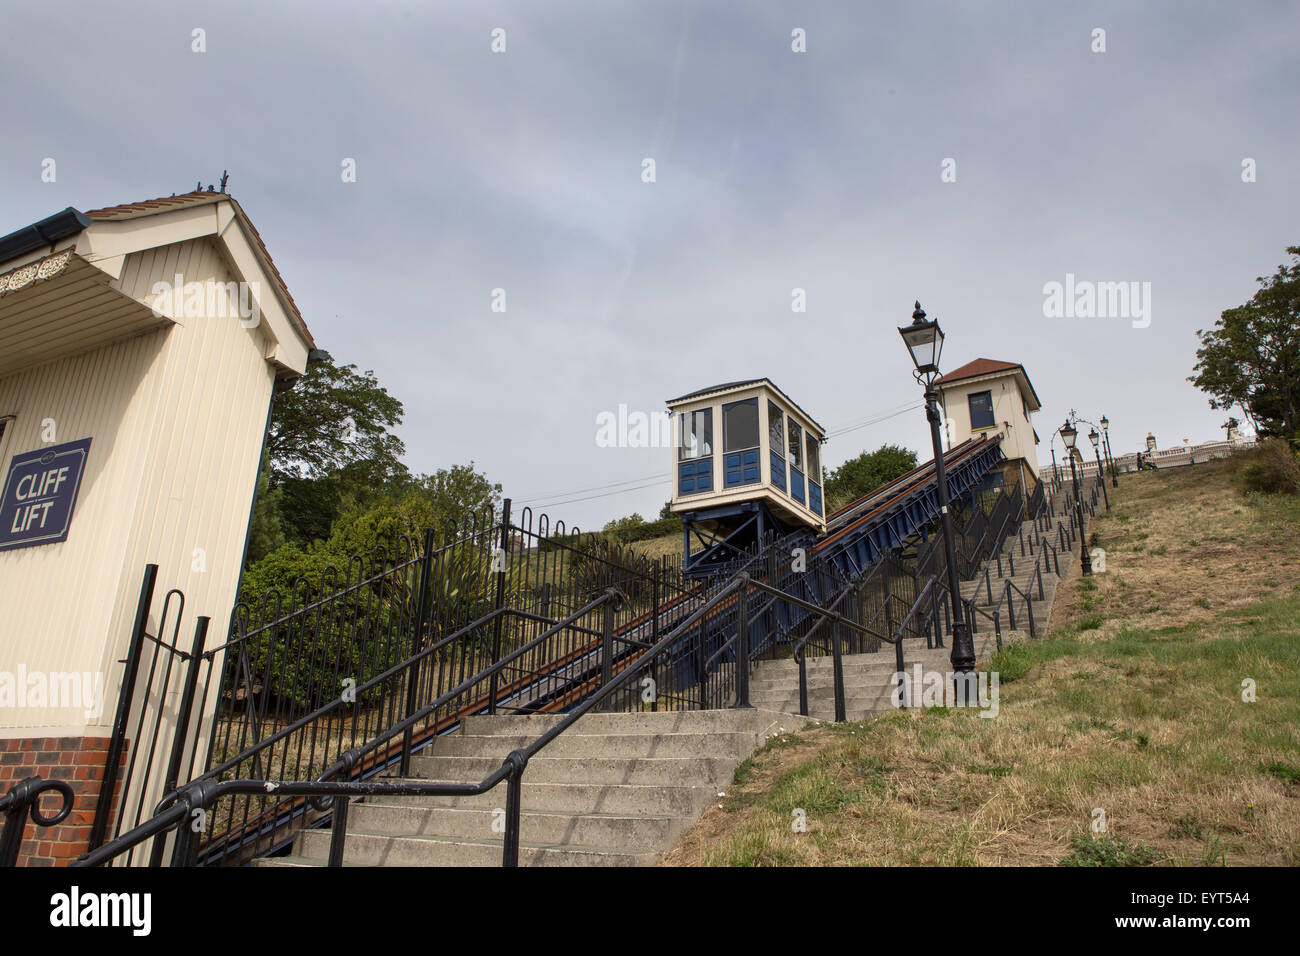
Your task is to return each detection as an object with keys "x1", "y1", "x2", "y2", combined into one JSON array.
[
  {"x1": 161, "y1": 616, "x2": 209, "y2": 796},
  {"x1": 501, "y1": 751, "x2": 526, "y2": 867},
  {"x1": 401, "y1": 527, "x2": 437, "y2": 775},
  {"x1": 830, "y1": 614, "x2": 847, "y2": 723},
  {"x1": 697, "y1": 622, "x2": 708, "y2": 709},
  {"x1": 932, "y1": 585, "x2": 945, "y2": 648},
  {"x1": 487, "y1": 499, "x2": 512, "y2": 716},
  {"x1": 930, "y1": 592, "x2": 942, "y2": 650},
  {"x1": 601, "y1": 597, "x2": 614, "y2": 689},
  {"x1": 797, "y1": 651, "x2": 809, "y2": 717},
  {"x1": 148, "y1": 615, "x2": 211, "y2": 868},
  {"x1": 90, "y1": 563, "x2": 157, "y2": 851},
  {"x1": 651, "y1": 563, "x2": 660, "y2": 646},
  {"x1": 984, "y1": 565, "x2": 992, "y2": 603},
  {"x1": 1026, "y1": 588, "x2": 1037, "y2": 639},
  {"x1": 168, "y1": 784, "x2": 207, "y2": 867},
  {"x1": 994, "y1": 610, "x2": 1003, "y2": 651},
  {"x1": 735, "y1": 580, "x2": 752, "y2": 708},
  {"x1": 1006, "y1": 582, "x2": 1016, "y2": 631},
  {"x1": 327, "y1": 795, "x2": 350, "y2": 867}
]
